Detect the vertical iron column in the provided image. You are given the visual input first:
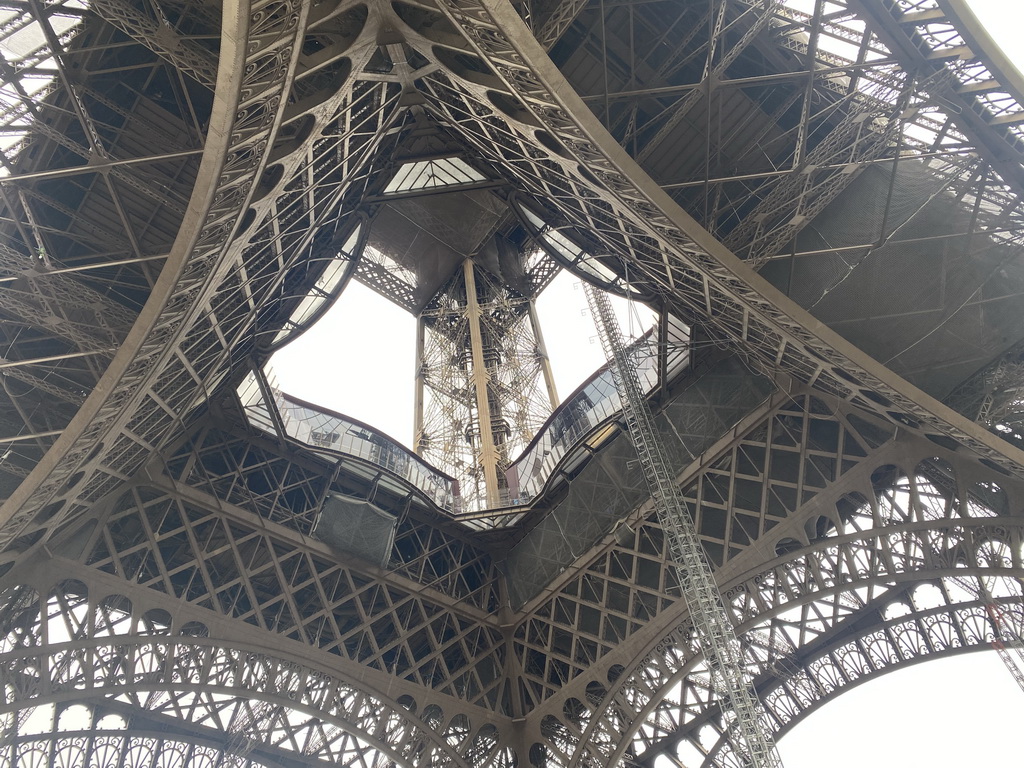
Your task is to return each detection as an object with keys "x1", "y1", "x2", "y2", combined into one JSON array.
[
  {"x1": 413, "y1": 314, "x2": 426, "y2": 454},
  {"x1": 528, "y1": 298, "x2": 559, "y2": 410},
  {"x1": 463, "y1": 258, "x2": 502, "y2": 508},
  {"x1": 584, "y1": 284, "x2": 784, "y2": 768}
]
